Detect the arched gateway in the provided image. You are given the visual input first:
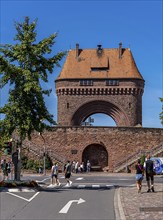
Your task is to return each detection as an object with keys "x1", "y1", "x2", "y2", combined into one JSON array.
[
  {"x1": 71, "y1": 100, "x2": 129, "y2": 126},
  {"x1": 82, "y1": 144, "x2": 108, "y2": 170},
  {"x1": 55, "y1": 43, "x2": 145, "y2": 169}
]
